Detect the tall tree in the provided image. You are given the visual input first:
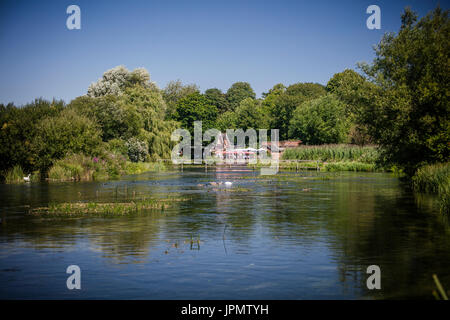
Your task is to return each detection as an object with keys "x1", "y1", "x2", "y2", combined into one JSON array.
[
  {"x1": 266, "y1": 82, "x2": 326, "y2": 140},
  {"x1": 226, "y1": 82, "x2": 256, "y2": 111},
  {"x1": 205, "y1": 88, "x2": 229, "y2": 112},
  {"x1": 87, "y1": 65, "x2": 156, "y2": 97},
  {"x1": 174, "y1": 92, "x2": 218, "y2": 135},
  {"x1": 357, "y1": 6, "x2": 449, "y2": 174},
  {"x1": 162, "y1": 80, "x2": 199, "y2": 119}
]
